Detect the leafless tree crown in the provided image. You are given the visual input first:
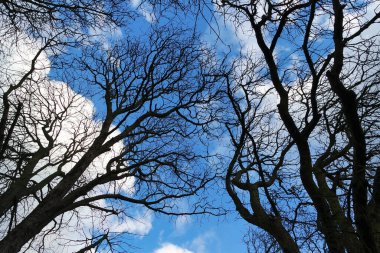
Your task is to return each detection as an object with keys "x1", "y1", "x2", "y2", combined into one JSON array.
[
  {"x1": 0, "y1": 1, "x2": 224, "y2": 252},
  {"x1": 217, "y1": 0, "x2": 380, "y2": 252}
]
